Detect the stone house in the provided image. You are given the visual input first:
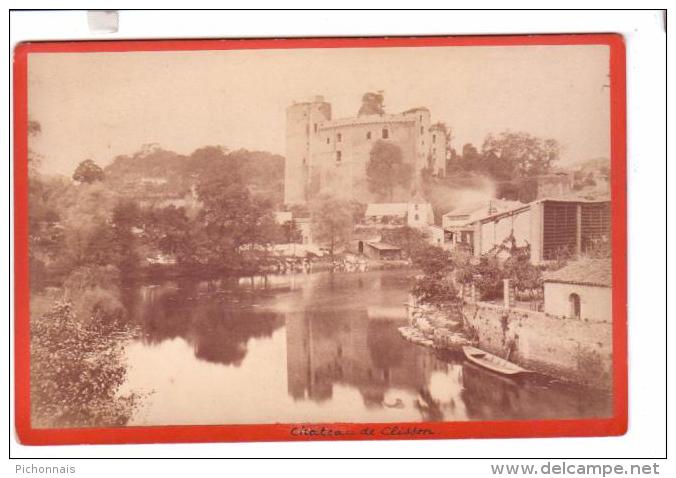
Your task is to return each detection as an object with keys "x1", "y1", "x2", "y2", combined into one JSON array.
[{"x1": 542, "y1": 259, "x2": 612, "y2": 322}]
